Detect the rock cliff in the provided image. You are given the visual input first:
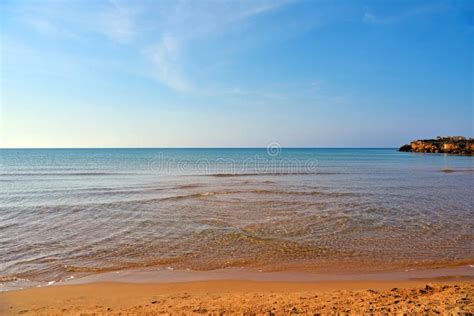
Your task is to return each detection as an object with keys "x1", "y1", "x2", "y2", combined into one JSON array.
[{"x1": 399, "y1": 136, "x2": 473, "y2": 155}]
